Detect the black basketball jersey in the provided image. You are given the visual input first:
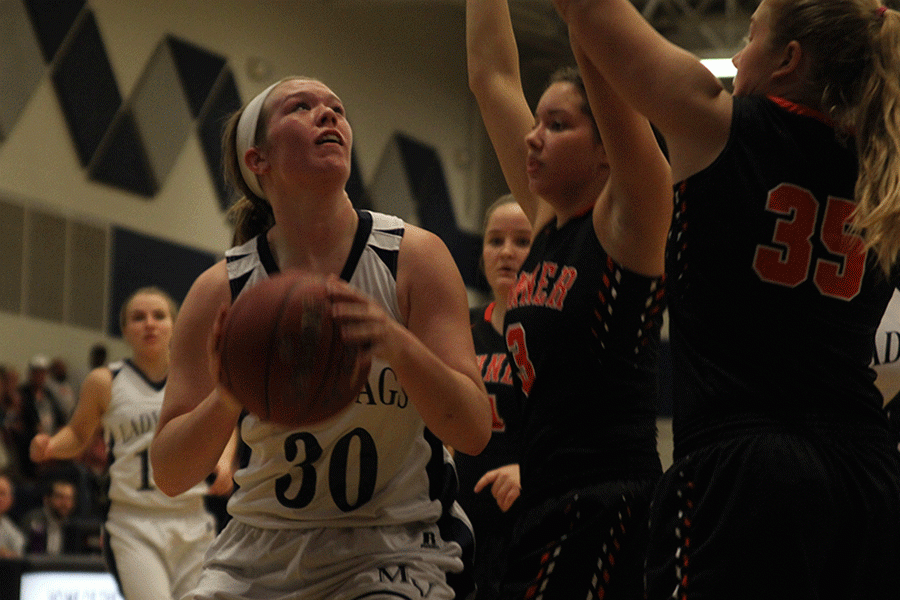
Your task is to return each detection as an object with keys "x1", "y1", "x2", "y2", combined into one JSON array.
[
  {"x1": 667, "y1": 95, "x2": 895, "y2": 454},
  {"x1": 504, "y1": 211, "x2": 664, "y2": 505},
  {"x1": 454, "y1": 304, "x2": 523, "y2": 600},
  {"x1": 456, "y1": 304, "x2": 524, "y2": 501}
]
